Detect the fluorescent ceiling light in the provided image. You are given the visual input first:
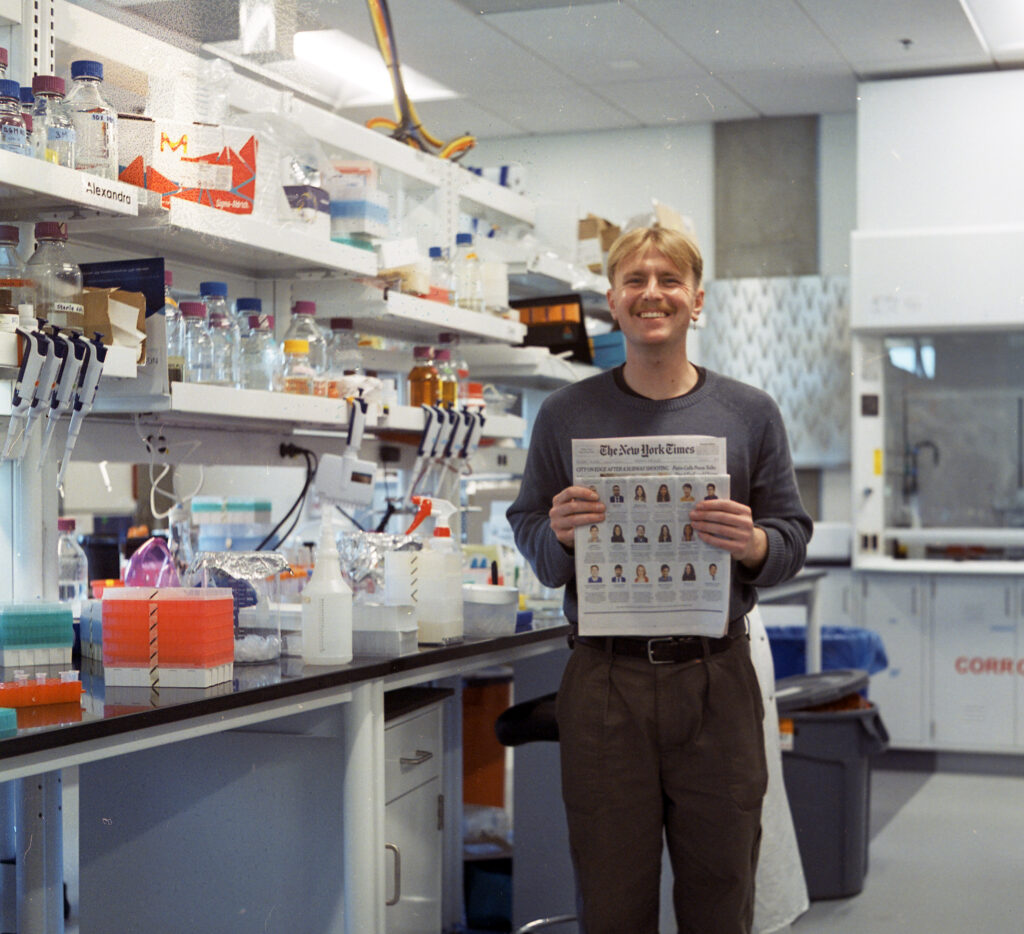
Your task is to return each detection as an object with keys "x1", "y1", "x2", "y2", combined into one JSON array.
[{"x1": 293, "y1": 30, "x2": 456, "y2": 106}]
